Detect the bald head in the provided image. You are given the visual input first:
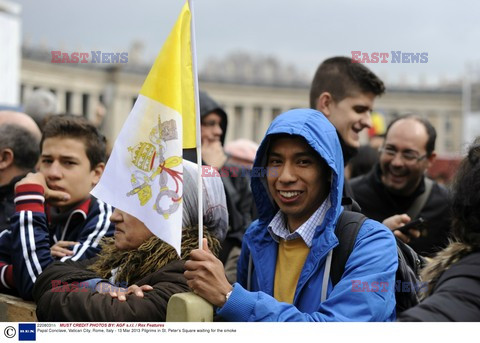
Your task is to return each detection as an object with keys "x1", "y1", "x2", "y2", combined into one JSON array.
[{"x1": 0, "y1": 111, "x2": 42, "y2": 141}]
